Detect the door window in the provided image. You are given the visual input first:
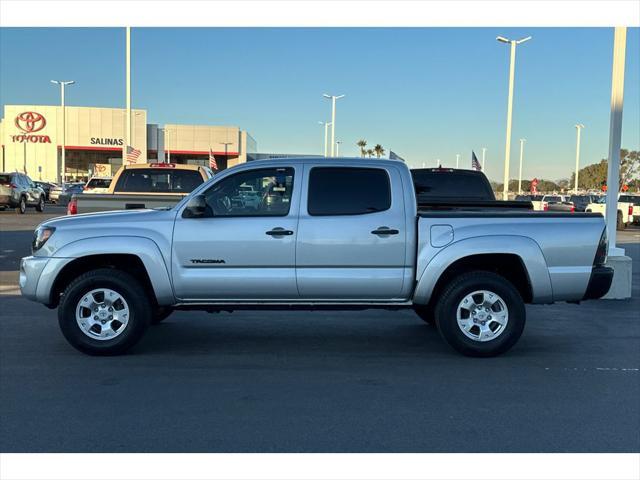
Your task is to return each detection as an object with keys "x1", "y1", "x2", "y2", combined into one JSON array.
[
  {"x1": 307, "y1": 167, "x2": 391, "y2": 216},
  {"x1": 202, "y1": 167, "x2": 294, "y2": 217}
]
